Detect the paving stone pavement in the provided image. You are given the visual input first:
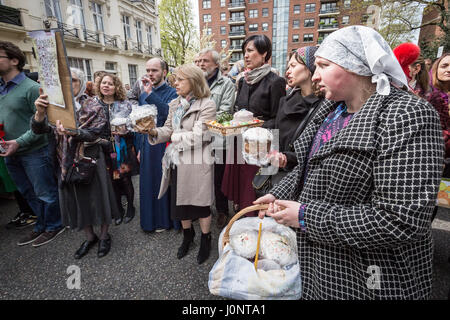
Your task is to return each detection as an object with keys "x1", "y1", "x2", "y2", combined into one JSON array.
[{"x1": 0, "y1": 176, "x2": 449, "y2": 300}]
